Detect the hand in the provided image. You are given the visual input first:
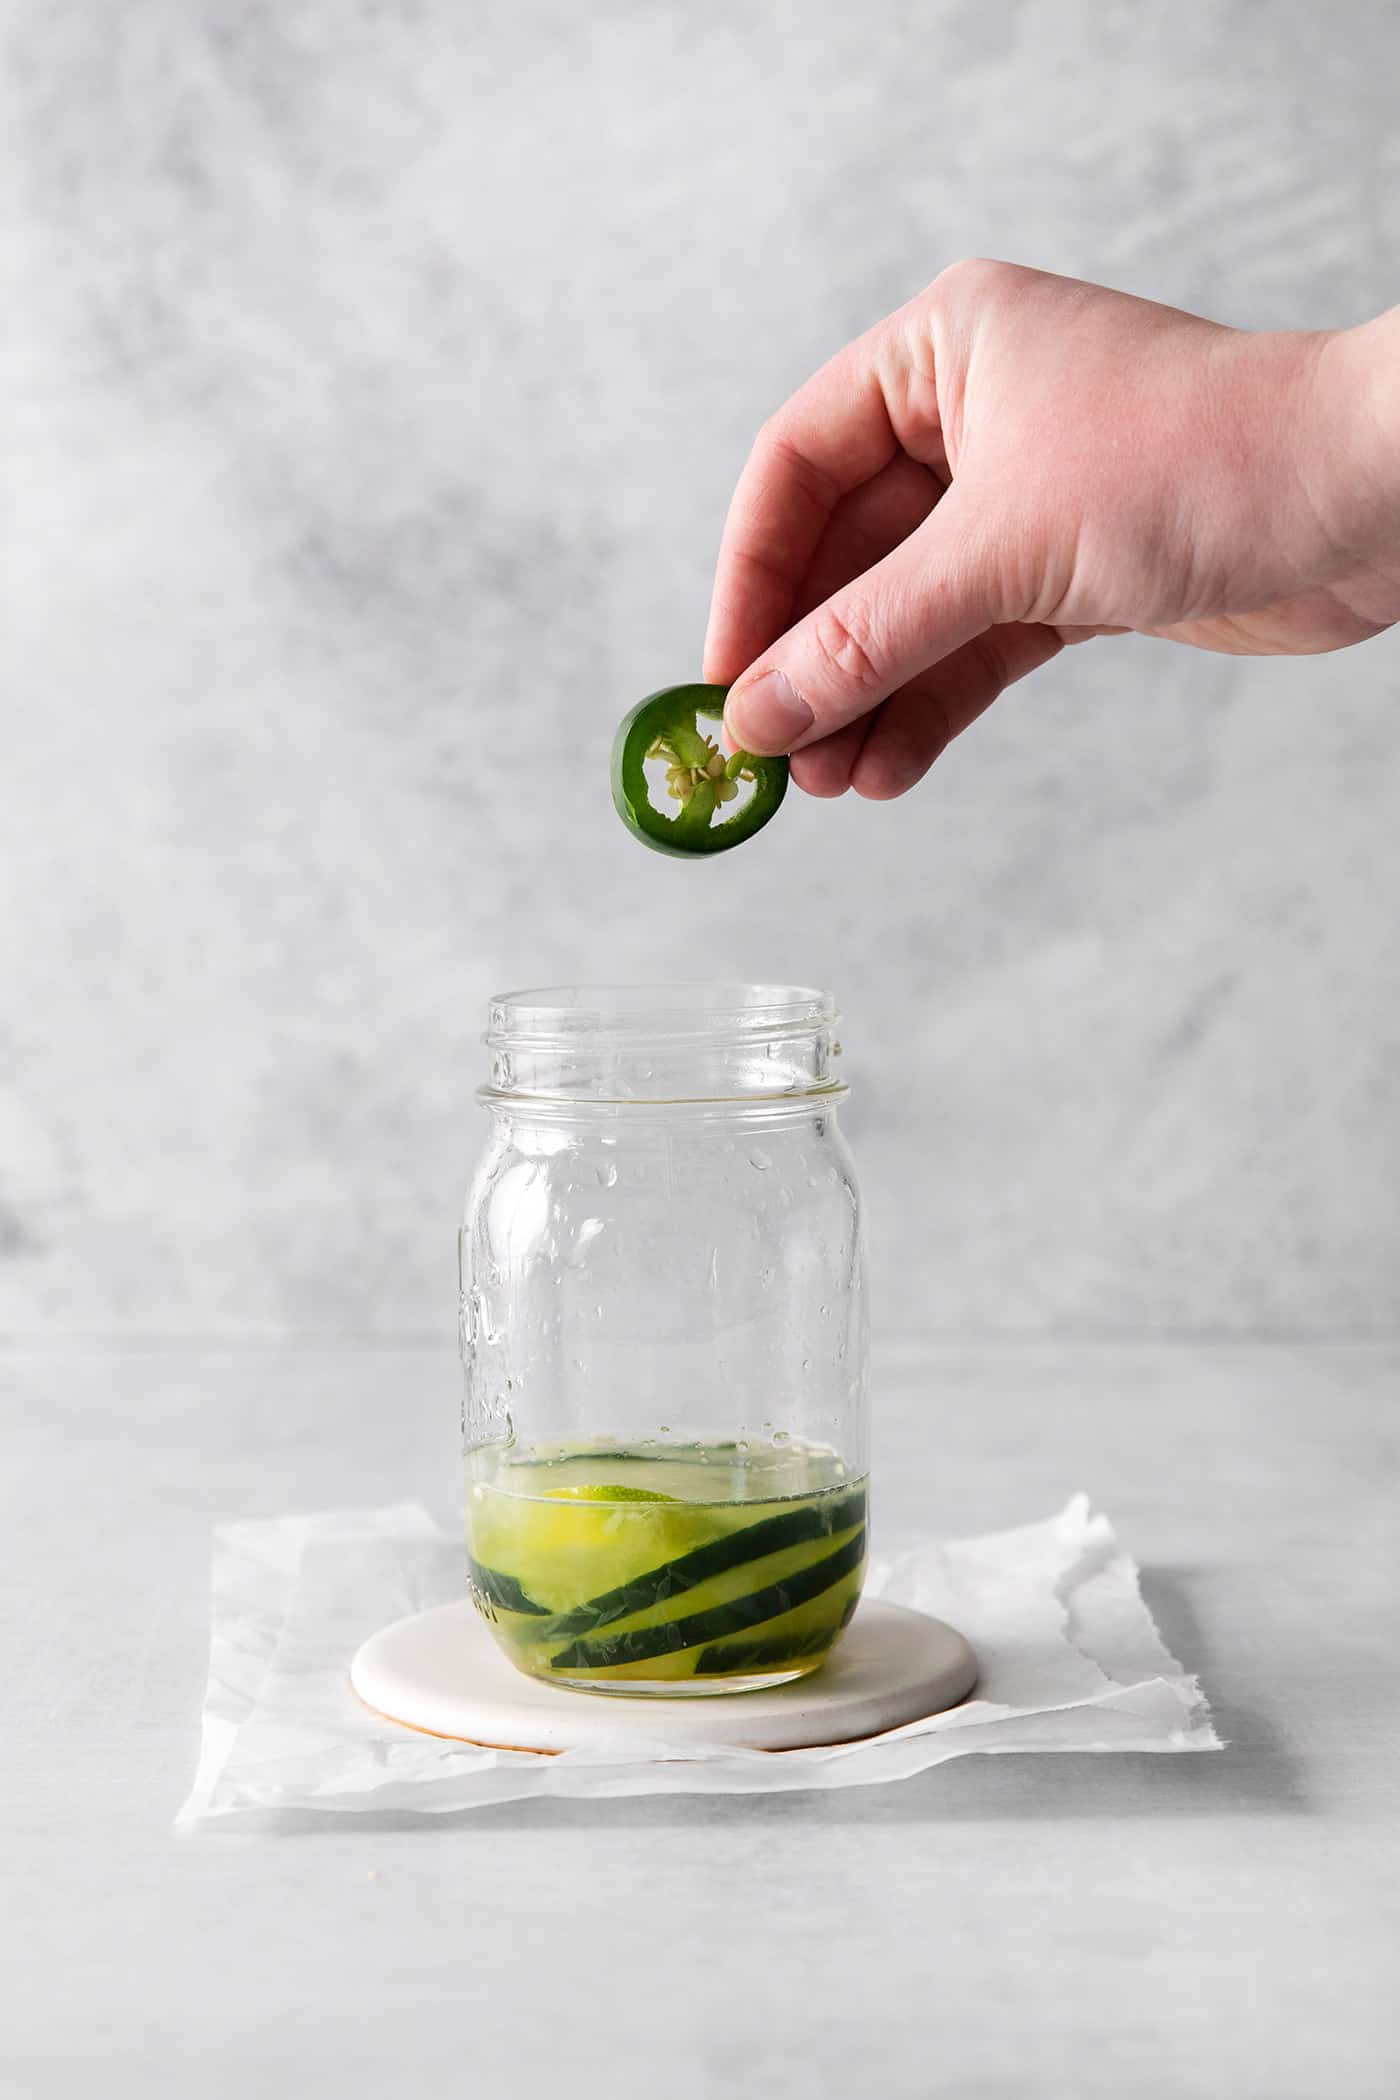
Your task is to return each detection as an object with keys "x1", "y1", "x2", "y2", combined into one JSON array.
[{"x1": 704, "y1": 261, "x2": 1400, "y2": 799}]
